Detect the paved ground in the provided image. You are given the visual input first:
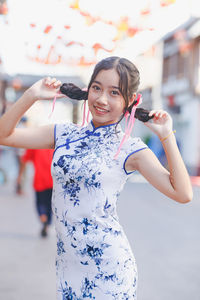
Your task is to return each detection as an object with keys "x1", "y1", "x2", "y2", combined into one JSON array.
[{"x1": 0, "y1": 177, "x2": 200, "y2": 300}]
